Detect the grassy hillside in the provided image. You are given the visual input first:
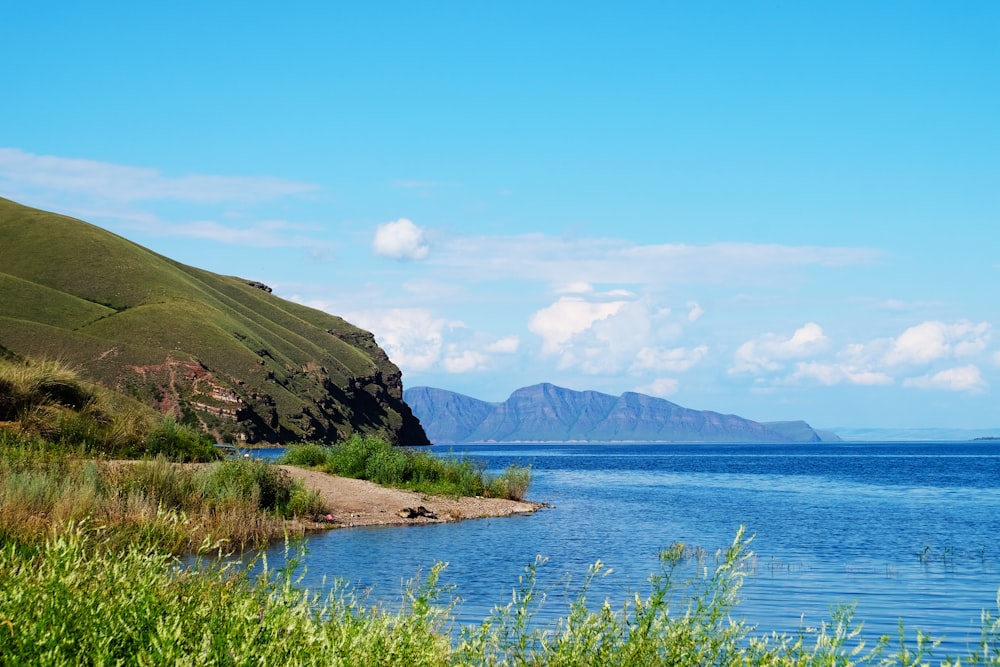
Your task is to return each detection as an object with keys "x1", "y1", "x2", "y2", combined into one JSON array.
[{"x1": 0, "y1": 197, "x2": 428, "y2": 445}]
